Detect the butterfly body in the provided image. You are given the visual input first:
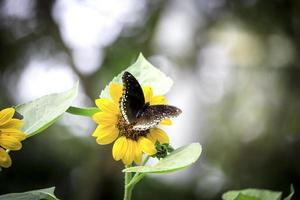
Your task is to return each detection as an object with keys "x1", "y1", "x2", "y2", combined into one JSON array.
[{"x1": 118, "y1": 71, "x2": 182, "y2": 137}]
